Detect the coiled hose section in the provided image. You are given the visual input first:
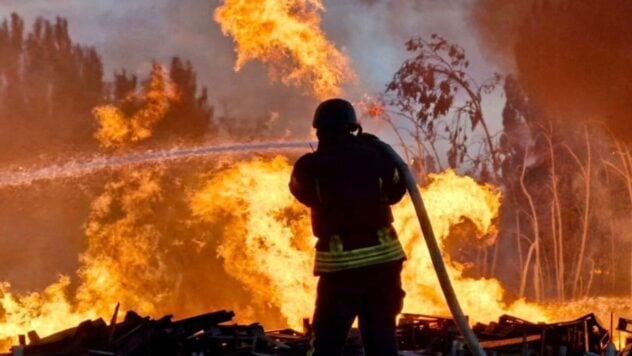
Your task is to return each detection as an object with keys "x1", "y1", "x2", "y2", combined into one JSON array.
[{"x1": 378, "y1": 141, "x2": 487, "y2": 356}]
